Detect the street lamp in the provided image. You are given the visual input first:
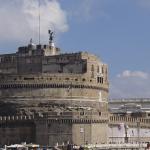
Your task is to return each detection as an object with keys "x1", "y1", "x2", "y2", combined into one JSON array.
[
  {"x1": 137, "y1": 121, "x2": 140, "y2": 149},
  {"x1": 124, "y1": 124, "x2": 128, "y2": 143}
]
